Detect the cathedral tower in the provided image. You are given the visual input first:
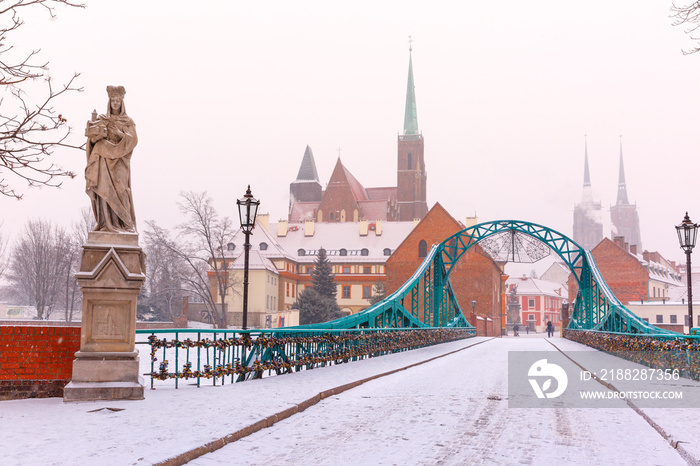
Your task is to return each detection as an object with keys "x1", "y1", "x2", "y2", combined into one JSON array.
[
  {"x1": 396, "y1": 45, "x2": 428, "y2": 221},
  {"x1": 610, "y1": 137, "x2": 642, "y2": 251},
  {"x1": 573, "y1": 137, "x2": 603, "y2": 250}
]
